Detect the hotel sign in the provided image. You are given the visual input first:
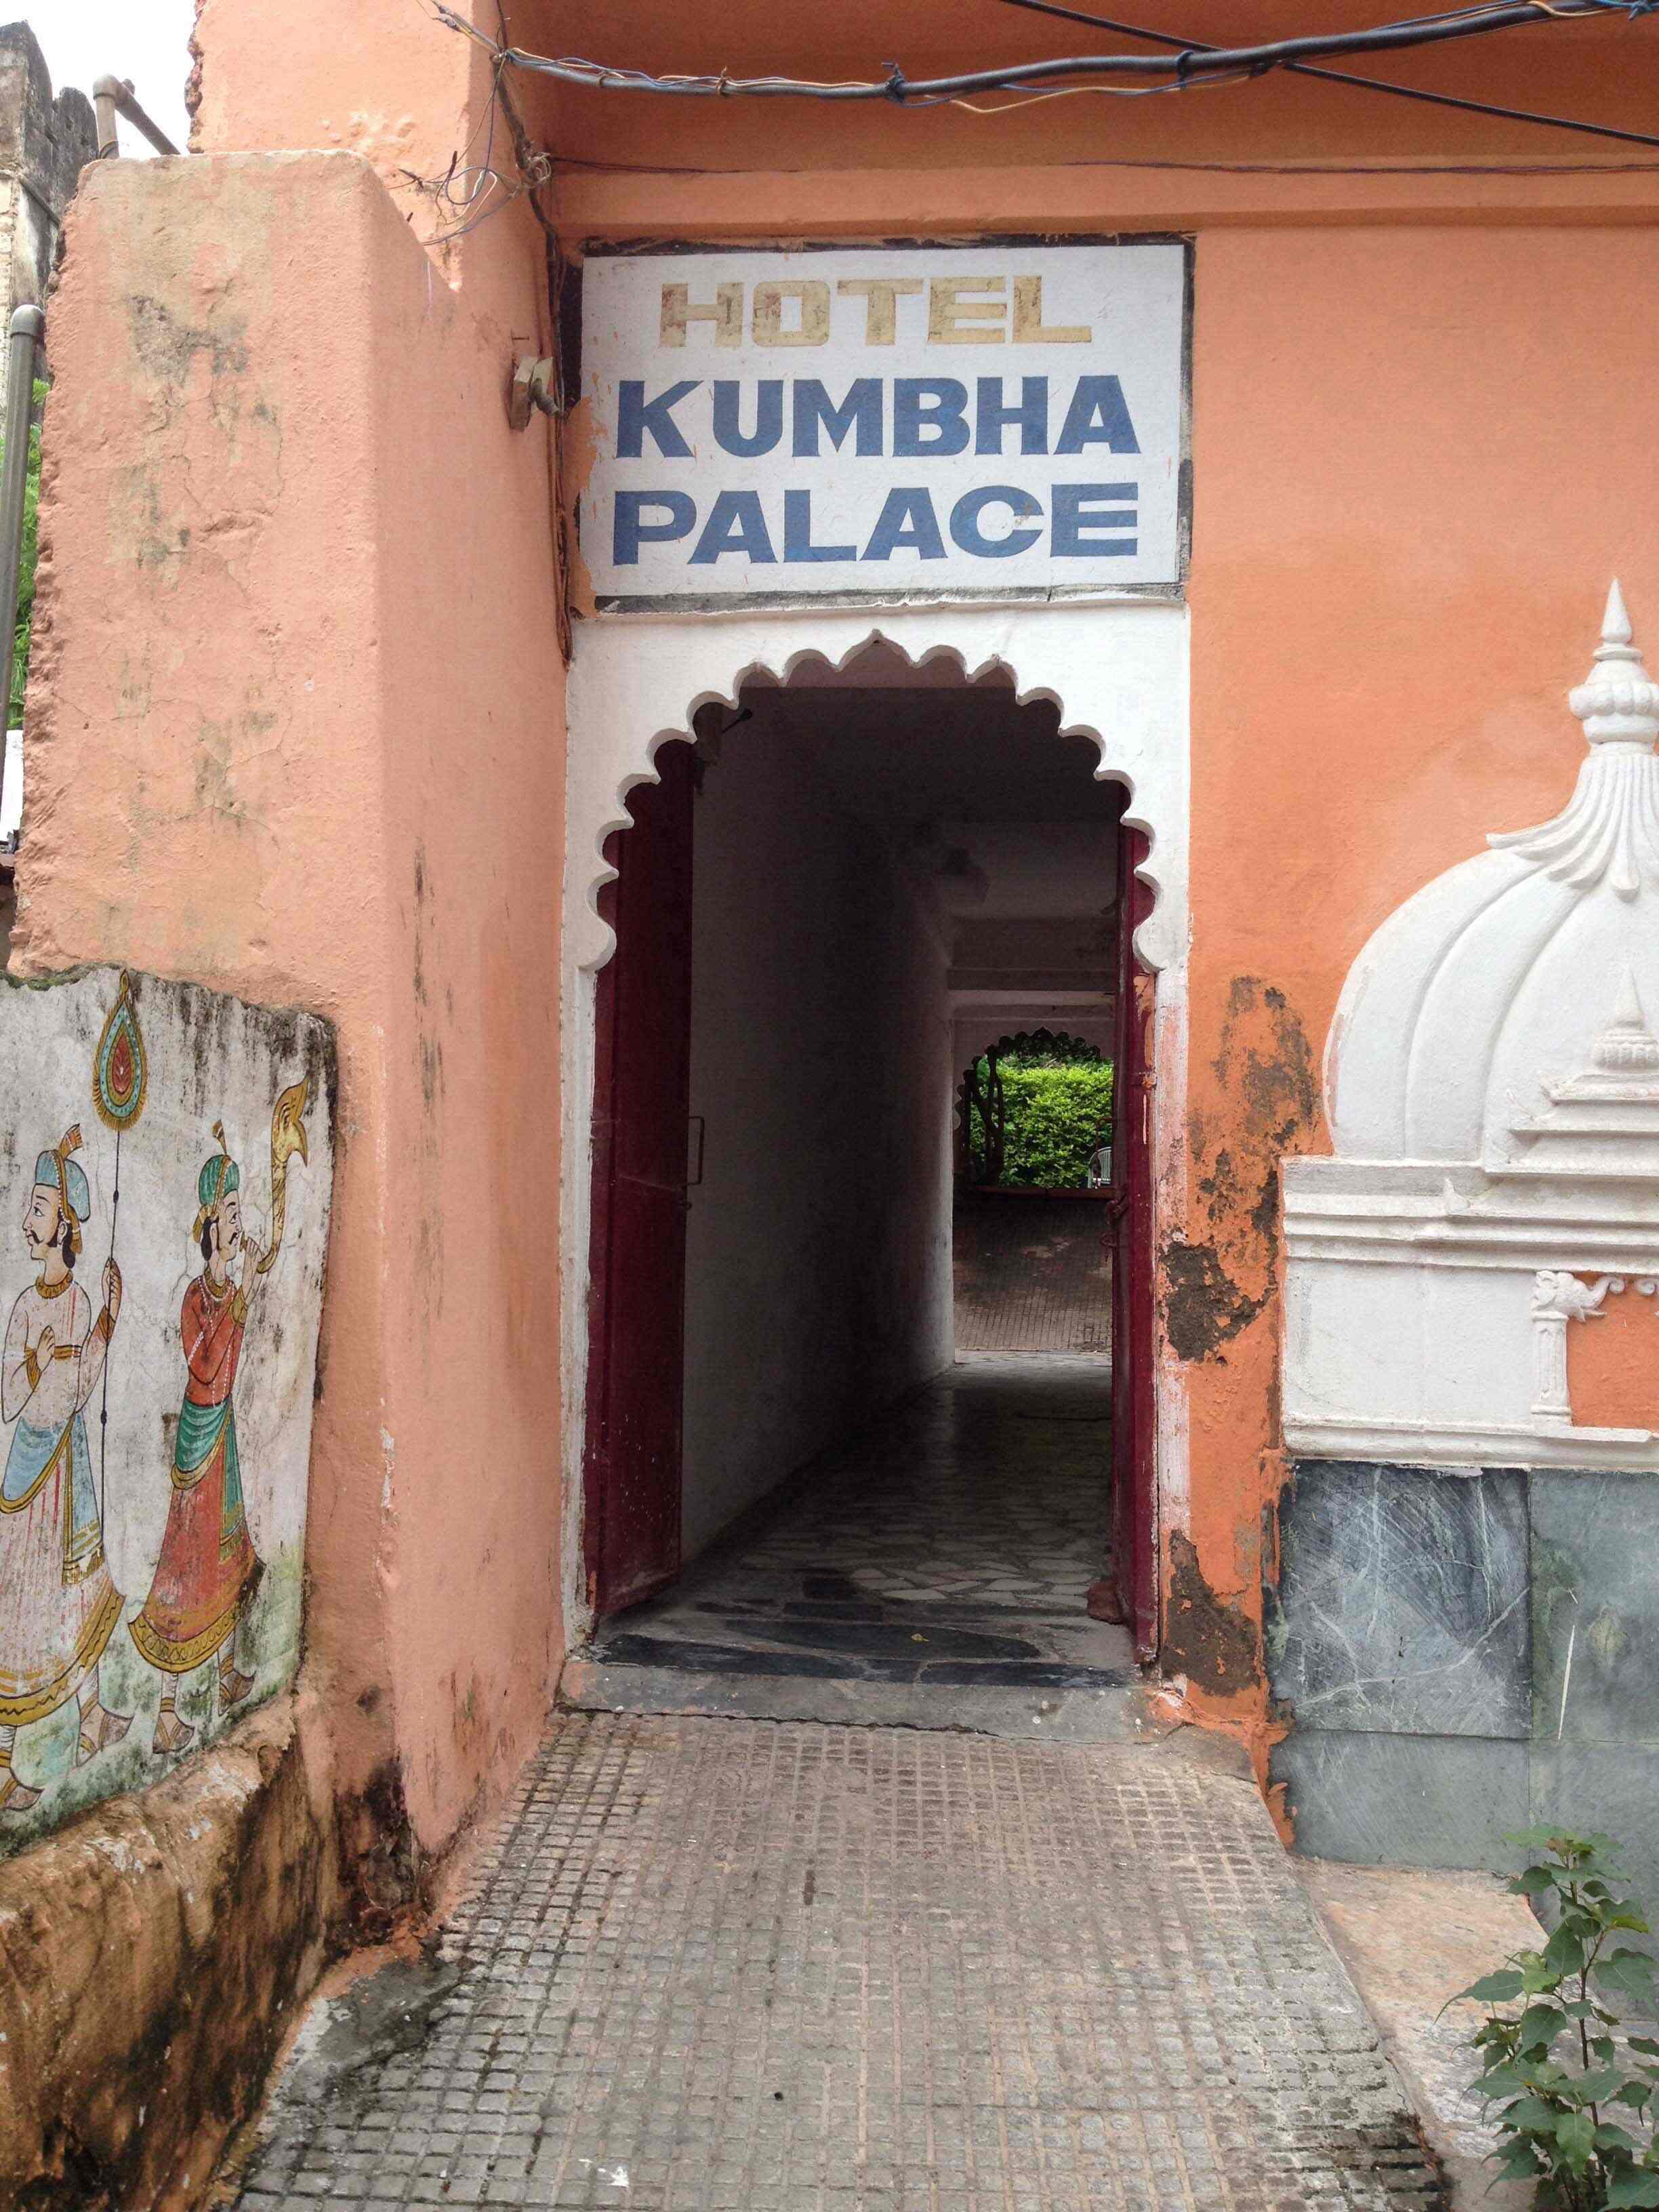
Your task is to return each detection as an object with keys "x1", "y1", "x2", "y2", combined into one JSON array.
[{"x1": 577, "y1": 242, "x2": 1188, "y2": 612}]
